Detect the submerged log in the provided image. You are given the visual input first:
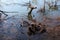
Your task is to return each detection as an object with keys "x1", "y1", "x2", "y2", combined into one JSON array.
[{"x1": 27, "y1": 6, "x2": 37, "y2": 20}]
